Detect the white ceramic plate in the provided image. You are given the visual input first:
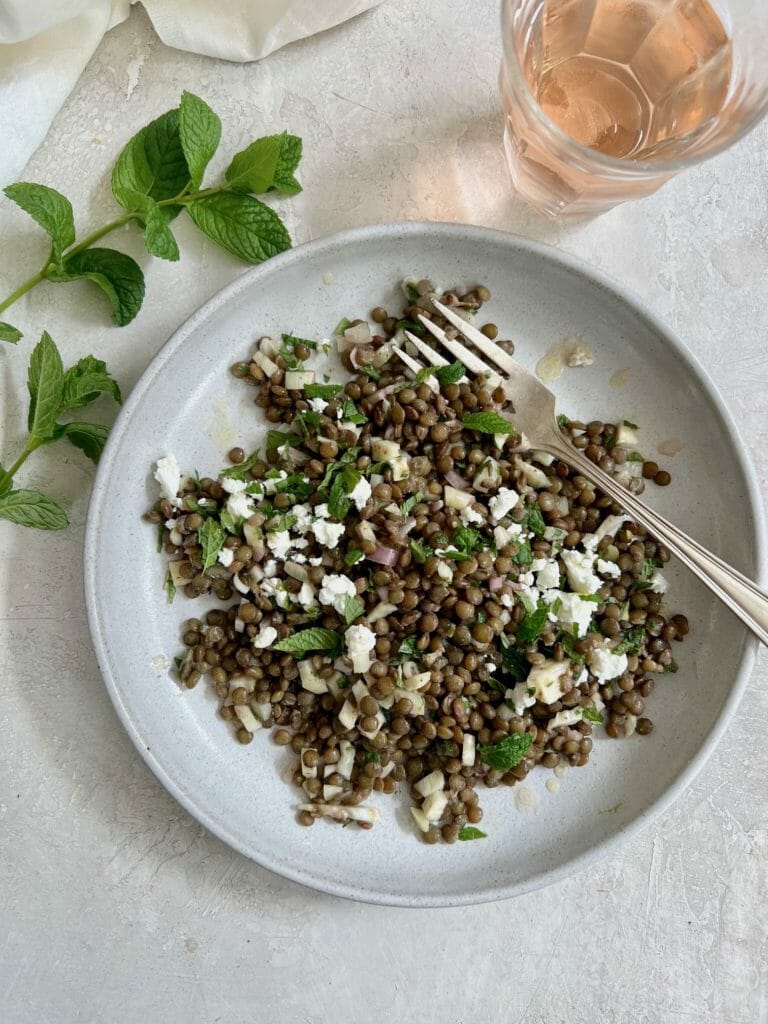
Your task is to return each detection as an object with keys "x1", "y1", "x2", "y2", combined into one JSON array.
[{"x1": 85, "y1": 222, "x2": 764, "y2": 907}]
